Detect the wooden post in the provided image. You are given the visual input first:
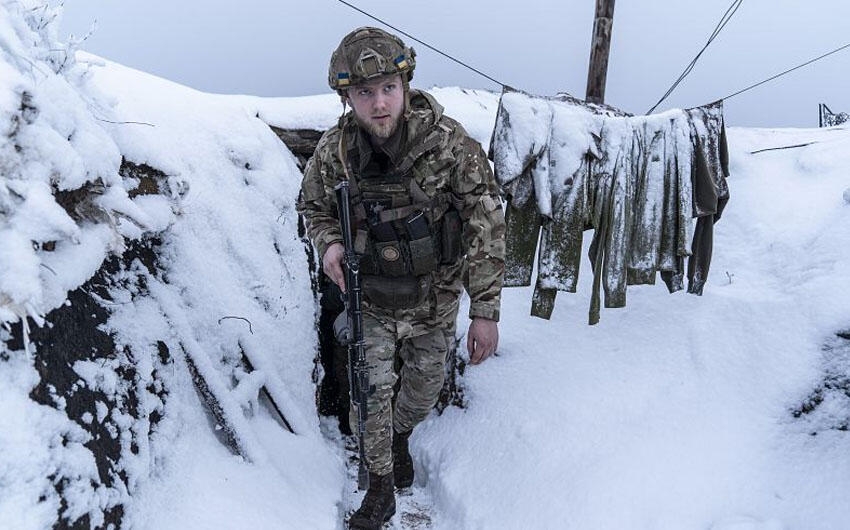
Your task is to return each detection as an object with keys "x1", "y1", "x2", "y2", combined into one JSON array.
[{"x1": 585, "y1": 0, "x2": 616, "y2": 104}]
